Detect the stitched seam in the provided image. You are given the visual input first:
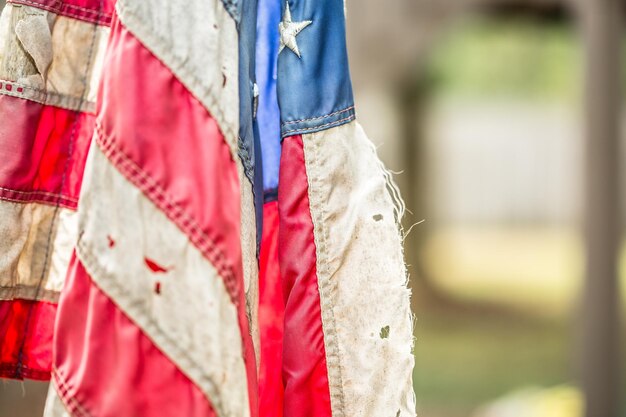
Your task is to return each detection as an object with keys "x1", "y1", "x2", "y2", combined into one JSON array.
[
  {"x1": 0, "y1": 80, "x2": 47, "y2": 94},
  {"x1": 94, "y1": 124, "x2": 239, "y2": 304},
  {"x1": 114, "y1": 2, "x2": 239, "y2": 157},
  {"x1": 282, "y1": 106, "x2": 354, "y2": 125},
  {"x1": 10, "y1": 4, "x2": 107, "y2": 26},
  {"x1": 53, "y1": 369, "x2": 93, "y2": 417},
  {"x1": 11, "y1": 0, "x2": 110, "y2": 15},
  {"x1": 0, "y1": 364, "x2": 50, "y2": 380},
  {"x1": 12, "y1": 0, "x2": 102, "y2": 376},
  {"x1": 0, "y1": 286, "x2": 60, "y2": 302},
  {"x1": 95, "y1": 126, "x2": 237, "y2": 300},
  {"x1": 8, "y1": 0, "x2": 112, "y2": 24},
  {"x1": 0, "y1": 80, "x2": 96, "y2": 113},
  {"x1": 0, "y1": 186, "x2": 79, "y2": 201},
  {"x1": 304, "y1": 134, "x2": 347, "y2": 416},
  {"x1": 282, "y1": 114, "x2": 355, "y2": 136},
  {"x1": 0, "y1": 195, "x2": 77, "y2": 210},
  {"x1": 74, "y1": 245, "x2": 227, "y2": 416}
]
